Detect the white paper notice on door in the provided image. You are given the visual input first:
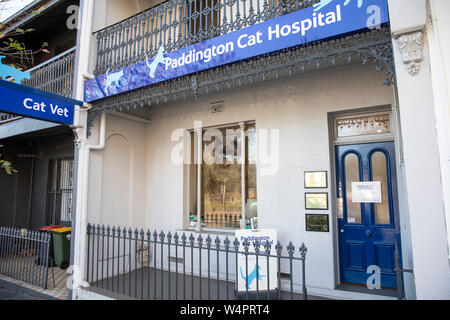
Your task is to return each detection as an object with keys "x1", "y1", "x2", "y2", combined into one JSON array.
[{"x1": 351, "y1": 182, "x2": 382, "y2": 203}]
